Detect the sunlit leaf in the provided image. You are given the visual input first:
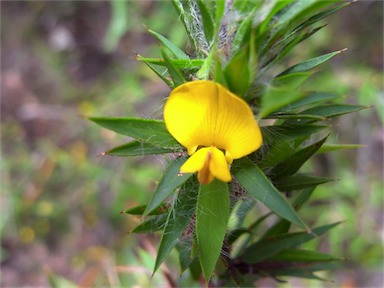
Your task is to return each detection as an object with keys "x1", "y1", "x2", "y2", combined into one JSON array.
[
  {"x1": 316, "y1": 143, "x2": 365, "y2": 154},
  {"x1": 149, "y1": 29, "x2": 189, "y2": 60},
  {"x1": 137, "y1": 55, "x2": 204, "y2": 68}
]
